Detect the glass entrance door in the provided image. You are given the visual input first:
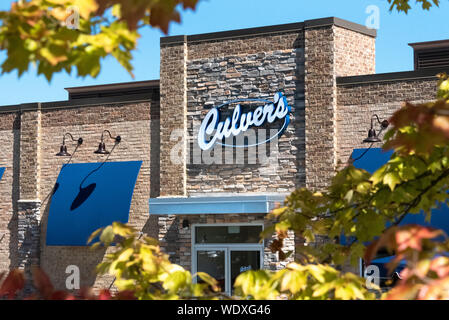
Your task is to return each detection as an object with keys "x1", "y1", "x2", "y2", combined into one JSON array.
[
  {"x1": 230, "y1": 250, "x2": 261, "y2": 290},
  {"x1": 196, "y1": 249, "x2": 226, "y2": 292},
  {"x1": 192, "y1": 223, "x2": 264, "y2": 295}
]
